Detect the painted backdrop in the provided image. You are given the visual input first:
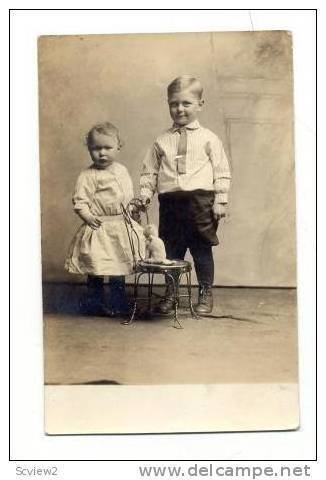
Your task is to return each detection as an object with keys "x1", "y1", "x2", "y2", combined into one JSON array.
[{"x1": 39, "y1": 31, "x2": 296, "y2": 286}]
